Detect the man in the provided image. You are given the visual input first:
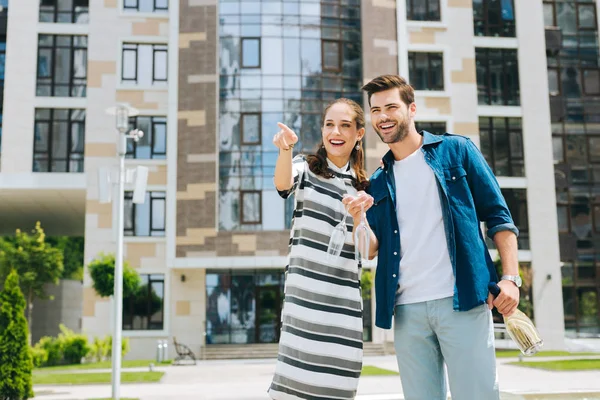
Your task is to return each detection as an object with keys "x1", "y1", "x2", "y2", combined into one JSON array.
[{"x1": 343, "y1": 75, "x2": 521, "y2": 399}]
